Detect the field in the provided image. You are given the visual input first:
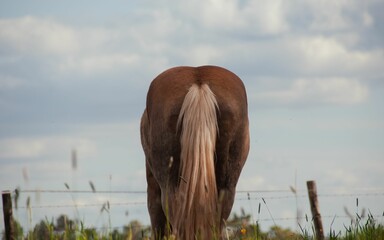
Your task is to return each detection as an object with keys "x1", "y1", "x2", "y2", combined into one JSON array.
[
  {"x1": 2, "y1": 187, "x2": 384, "y2": 240},
  {"x1": 3, "y1": 209, "x2": 384, "y2": 239}
]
